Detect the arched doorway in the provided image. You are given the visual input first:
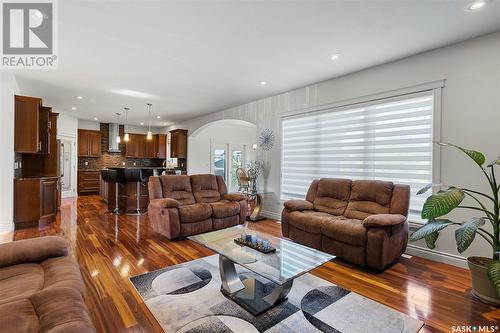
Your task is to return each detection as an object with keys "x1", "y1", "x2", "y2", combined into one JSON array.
[{"x1": 188, "y1": 119, "x2": 257, "y2": 191}]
